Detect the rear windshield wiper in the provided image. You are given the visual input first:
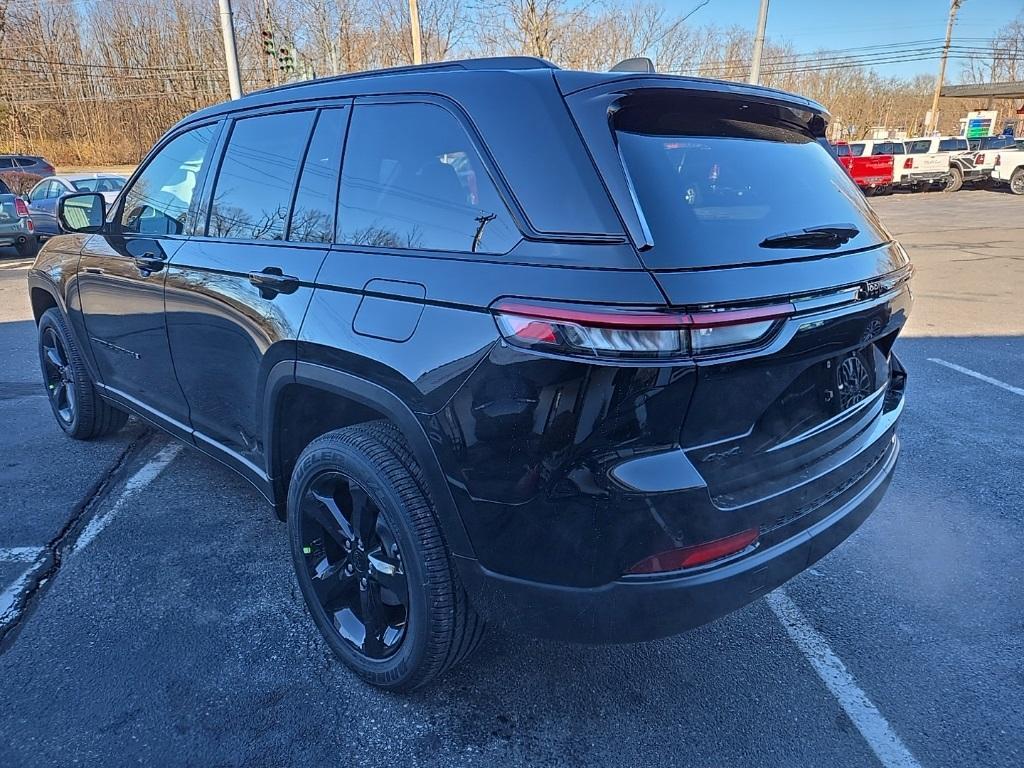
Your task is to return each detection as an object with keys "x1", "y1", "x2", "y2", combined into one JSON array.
[{"x1": 759, "y1": 224, "x2": 860, "y2": 249}]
